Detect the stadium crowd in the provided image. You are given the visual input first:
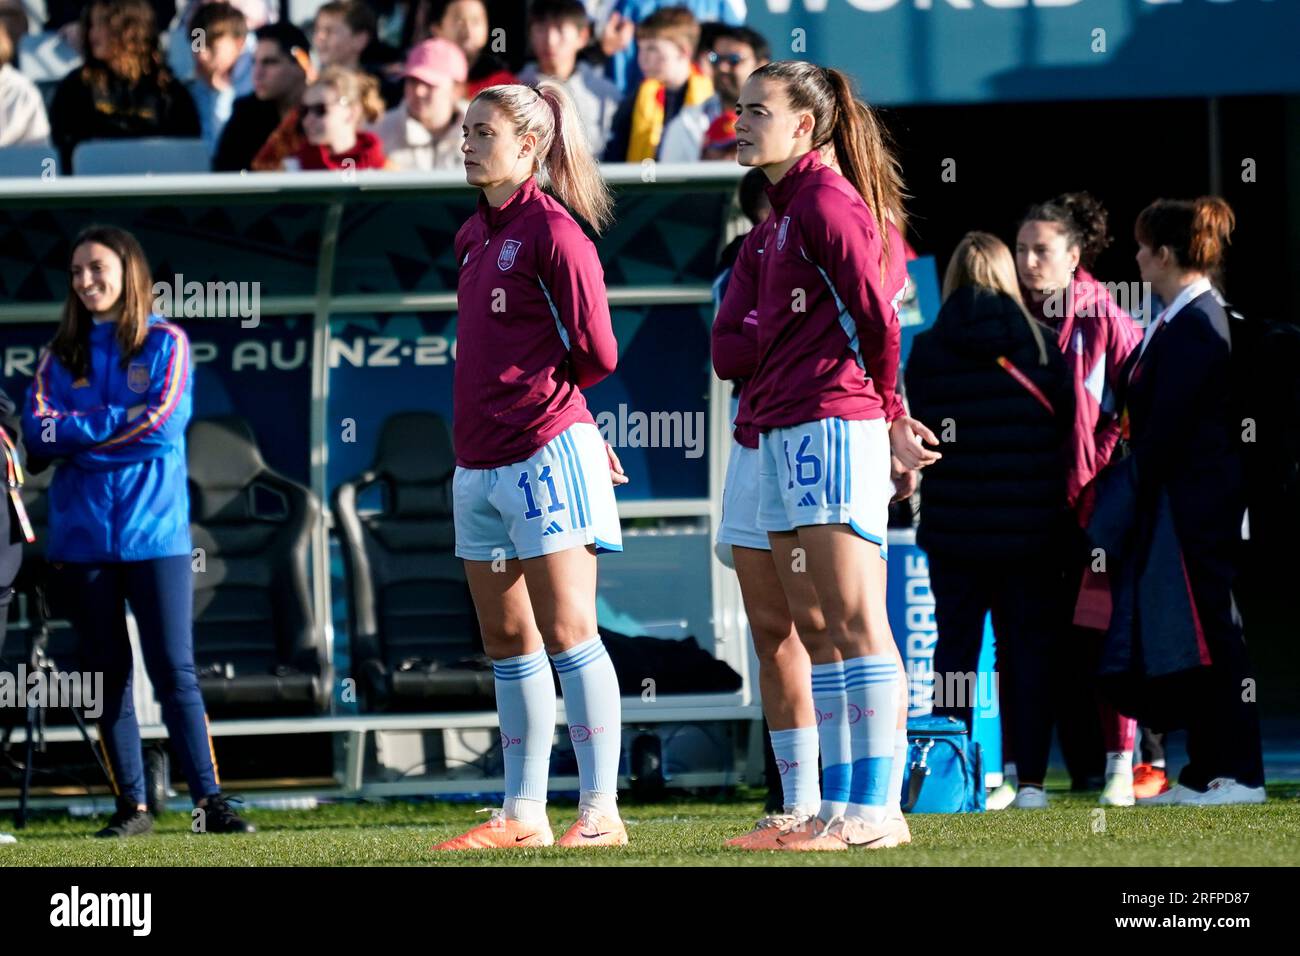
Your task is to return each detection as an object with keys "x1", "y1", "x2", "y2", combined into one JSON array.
[{"x1": 0, "y1": 0, "x2": 763, "y2": 172}]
